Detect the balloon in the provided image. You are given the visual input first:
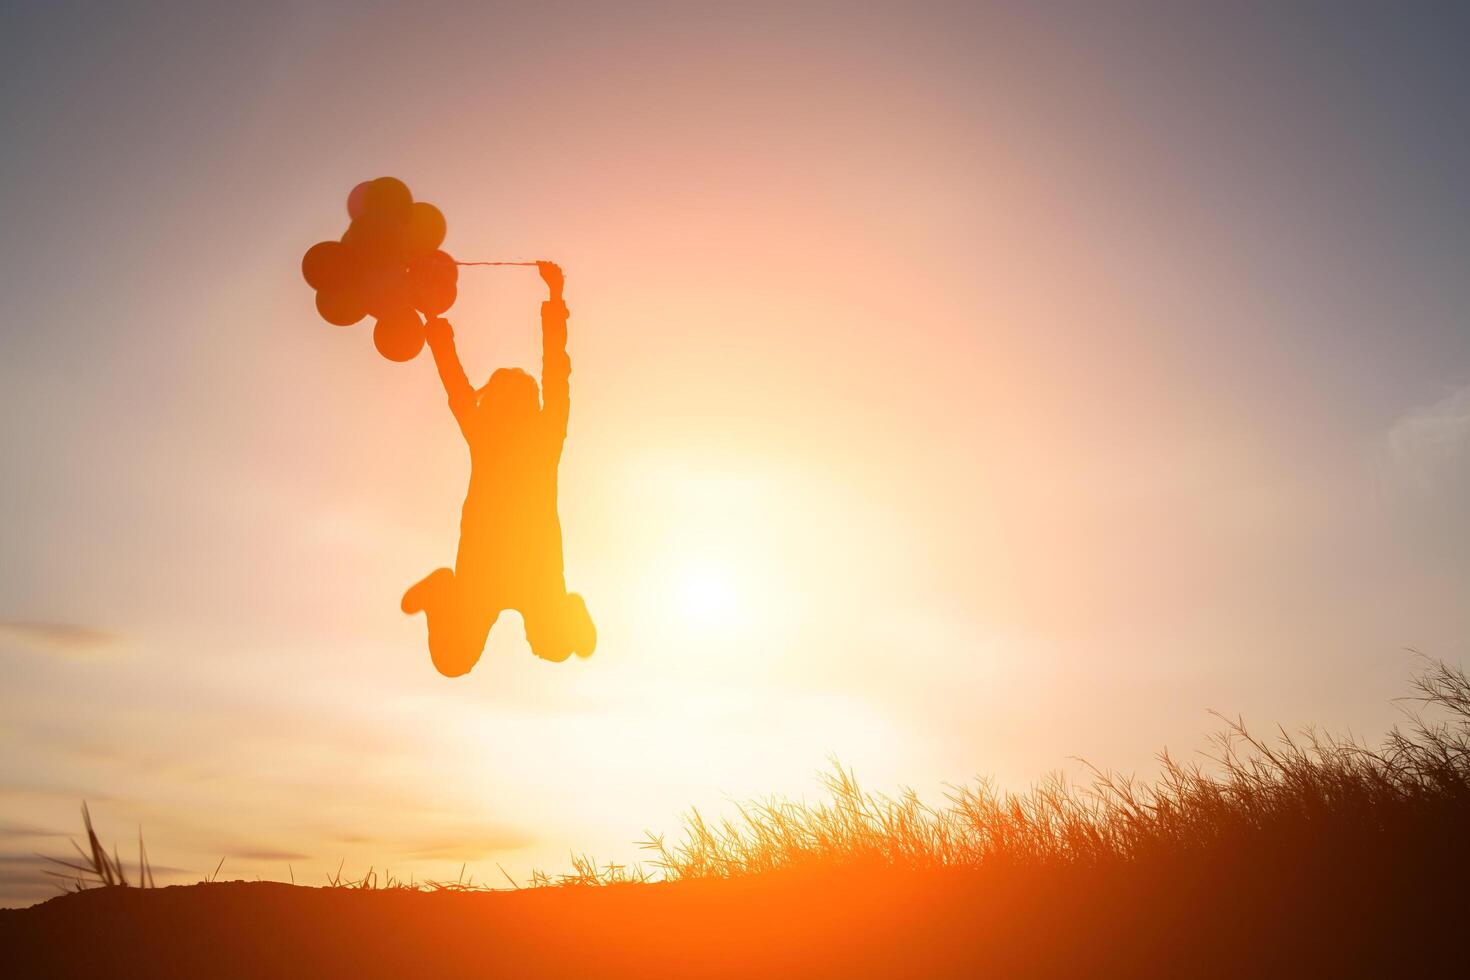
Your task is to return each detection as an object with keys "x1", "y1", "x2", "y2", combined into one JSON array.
[
  {"x1": 430, "y1": 249, "x2": 458, "y2": 283},
  {"x1": 301, "y1": 240, "x2": 351, "y2": 290},
  {"x1": 364, "y1": 266, "x2": 413, "y2": 318},
  {"x1": 346, "y1": 180, "x2": 372, "y2": 220},
  {"x1": 408, "y1": 250, "x2": 457, "y2": 315},
  {"x1": 373, "y1": 308, "x2": 425, "y2": 362},
  {"x1": 342, "y1": 211, "x2": 407, "y2": 265},
  {"x1": 406, "y1": 202, "x2": 446, "y2": 253},
  {"x1": 316, "y1": 288, "x2": 368, "y2": 326},
  {"x1": 364, "y1": 176, "x2": 412, "y2": 219},
  {"x1": 413, "y1": 278, "x2": 456, "y2": 316},
  {"x1": 307, "y1": 179, "x2": 459, "y2": 334}
]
